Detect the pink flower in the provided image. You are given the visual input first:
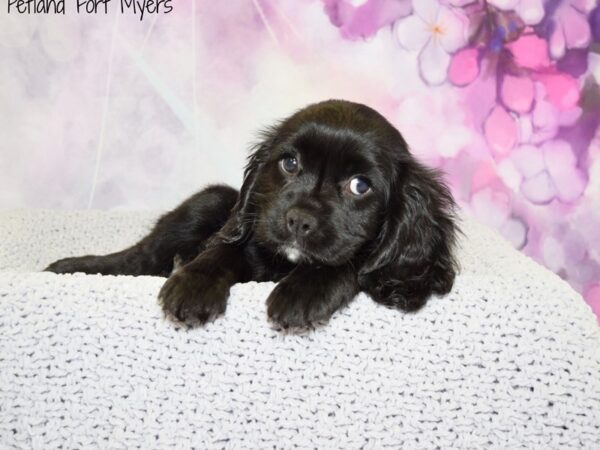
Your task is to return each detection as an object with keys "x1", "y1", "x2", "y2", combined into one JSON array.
[
  {"x1": 533, "y1": 72, "x2": 580, "y2": 111},
  {"x1": 395, "y1": 0, "x2": 468, "y2": 85},
  {"x1": 506, "y1": 33, "x2": 551, "y2": 70},
  {"x1": 448, "y1": 47, "x2": 480, "y2": 86},
  {"x1": 484, "y1": 105, "x2": 519, "y2": 157},
  {"x1": 549, "y1": 0, "x2": 594, "y2": 60},
  {"x1": 517, "y1": 82, "x2": 582, "y2": 144},
  {"x1": 501, "y1": 74, "x2": 535, "y2": 113}
]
